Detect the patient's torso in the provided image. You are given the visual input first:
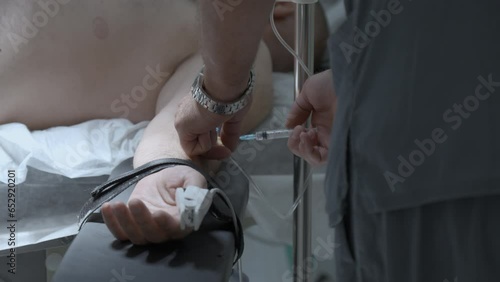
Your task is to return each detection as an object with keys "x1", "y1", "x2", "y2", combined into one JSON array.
[{"x1": 0, "y1": 0, "x2": 199, "y2": 129}]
